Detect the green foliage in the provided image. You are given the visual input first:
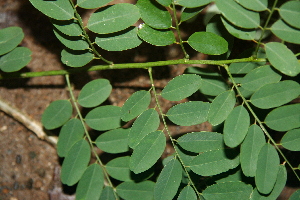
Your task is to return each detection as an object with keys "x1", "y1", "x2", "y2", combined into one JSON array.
[{"x1": 2, "y1": 0, "x2": 300, "y2": 199}]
